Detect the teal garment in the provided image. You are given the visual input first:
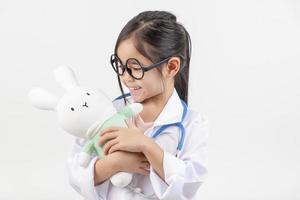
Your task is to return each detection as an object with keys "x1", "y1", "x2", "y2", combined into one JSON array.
[{"x1": 82, "y1": 105, "x2": 135, "y2": 159}]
